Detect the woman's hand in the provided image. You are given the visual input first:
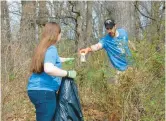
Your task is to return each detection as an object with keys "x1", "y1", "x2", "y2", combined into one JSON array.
[
  {"x1": 65, "y1": 58, "x2": 75, "y2": 62},
  {"x1": 60, "y1": 57, "x2": 75, "y2": 62},
  {"x1": 67, "y1": 70, "x2": 77, "y2": 78}
]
